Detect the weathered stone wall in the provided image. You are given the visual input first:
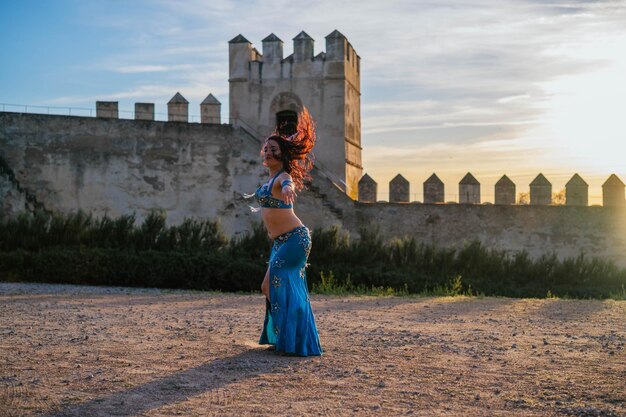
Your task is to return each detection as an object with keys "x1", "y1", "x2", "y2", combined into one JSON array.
[
  {"x1": 0, "y1": 173, "x2": 27, "y2": 215},
  {"x1": 0, "y1": 112, "x2": 345, "y2": 237},
  {"x1": 344, "y1": 203, "x2": 626, "y2": 268},
  {"x1": 2, "y1": 111, "x2": 626, "y2": 267}
]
